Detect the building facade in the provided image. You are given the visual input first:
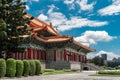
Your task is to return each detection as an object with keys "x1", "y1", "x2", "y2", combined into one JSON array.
[
  {"x1": 101, "y1": 54, "x2": 107, "y2": 61},
  {"x1": 6, "y1": 13, "x2": 95, "y2": 70}
]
